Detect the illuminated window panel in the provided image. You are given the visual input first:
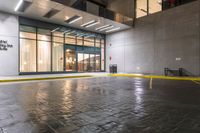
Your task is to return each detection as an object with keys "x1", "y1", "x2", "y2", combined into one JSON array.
[
  {"x1": 65, "y1": 35, "x2": 76, "y2": 45},
  {"x1": 52, "y1": 43, "x2": 64, "y2": 71},
  {"x1": 37, "y1": 34, "x2": 51, "y2": 41},
  {"x1": 53, "y1": 36, "x2": 64, "y2": 43},
  {"x1": 65, "y1": 49, "x2": 76, "y2": 72},
  {"x1": 53, "y1": 31, "x2": 63, "y2": 37},
  {"x1": 84, "y1": 54, "x2": 90, "y2": 71},
  {"x1": 78, "y1": 53, "x2": 84, "y2": 72},
  {"x1": 84, "y1": 37, "x2": 94, "y2": 47},
  {"x1": 20, "y1": 25, "x2": 36, "y2": 33},
  {"x1": 101, "y1": 48, "x2": 105, "y2": 71},
  {"x1": 38, "y1": 28, "x2": 51, "y2": 36},
  {"x1": 77, "y1": 37, "x2": 83, "y2": 45},
  {"x1": 37, "y1": 41, "x2": 51, "y2": 72},
  {"x1": 53, "y1": 31, "x2": 64, "y2": 43},
  {"x1": 90, "y1": 54, "x2": 95, "y2": 72},
  {"x1": 149, "y1": 0, "x2": 162, "y2": 14},
  {"x1": 20, "y1": 32, "x2": 36, "y2": 39},
  {"x1": 96, "y1": 54, "x2": 100, "y2": 71},
  {"x1": 136, "y1": 0, "x2": 148, "y2": 18},
  {"x1": 20, "y1": 39, "x2": 36, "y2": 72},
  {"x1": 95, "y1": 38, "x2": 101, "y2": 48},
  {"x1": 101, "y1": 39, "x2": 105, "y2": 47}
]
